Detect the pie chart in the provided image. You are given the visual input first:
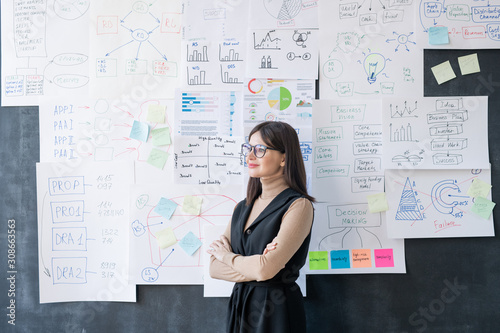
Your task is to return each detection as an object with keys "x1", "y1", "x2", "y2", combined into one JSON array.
[{"x1": 267, "y1": 87, "x2": 292, "y2": 111}]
